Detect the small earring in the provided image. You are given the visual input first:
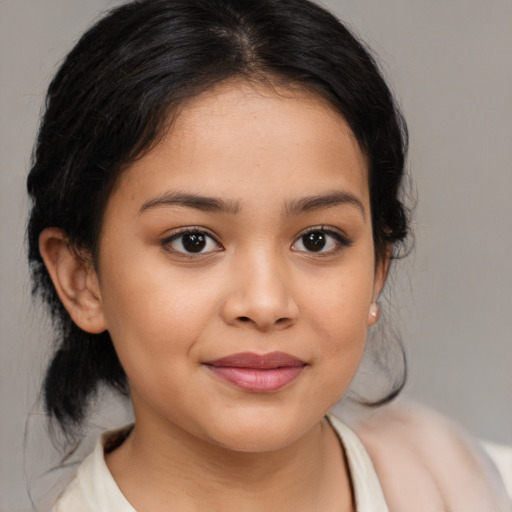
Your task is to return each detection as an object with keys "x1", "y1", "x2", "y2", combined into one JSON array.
[{"x1": 369, "y1": 303, "x2": 379, "y2": 323}]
